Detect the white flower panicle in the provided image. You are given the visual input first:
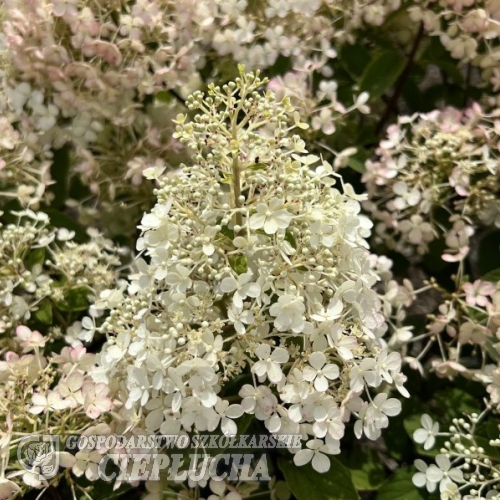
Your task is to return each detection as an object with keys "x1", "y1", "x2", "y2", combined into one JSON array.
[{"x1": 95, "y1": 68, "x2": 405, "y2": 477}]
